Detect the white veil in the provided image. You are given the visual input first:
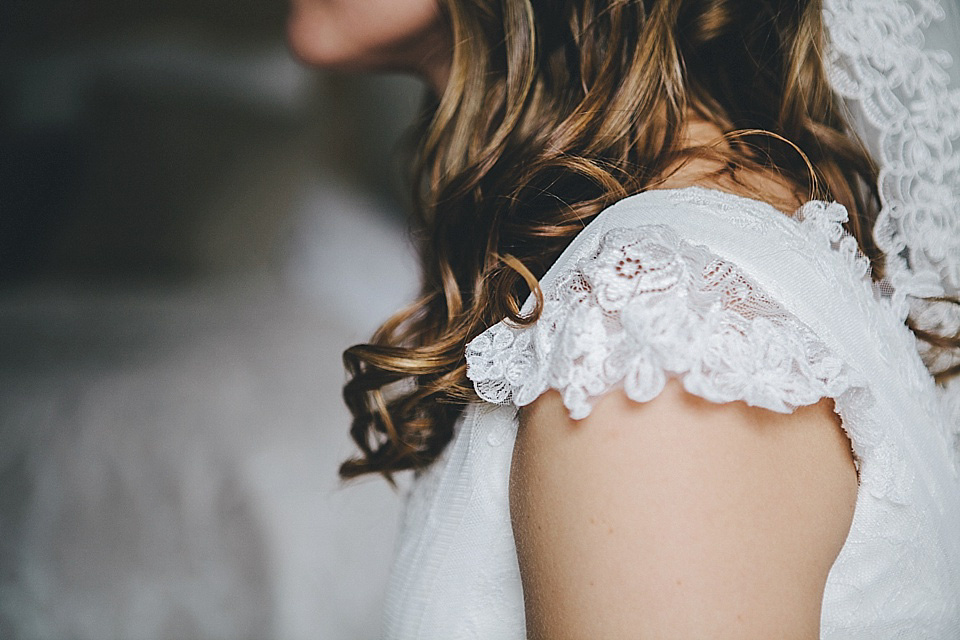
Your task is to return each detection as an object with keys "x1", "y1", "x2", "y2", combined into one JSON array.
[{"x1": 823, "y1": 0, "x2": 960, "y2": 463}]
